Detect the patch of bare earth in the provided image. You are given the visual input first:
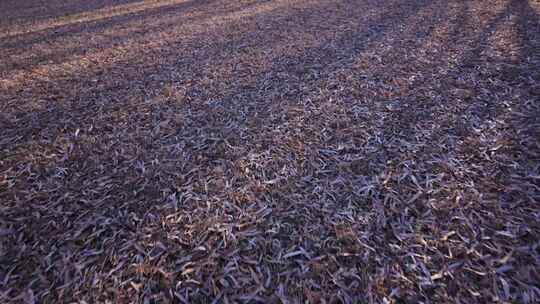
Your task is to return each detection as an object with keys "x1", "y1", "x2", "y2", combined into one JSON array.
[{"x1": 1, "y1": 0, "x2": 539, "y2": 302}]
